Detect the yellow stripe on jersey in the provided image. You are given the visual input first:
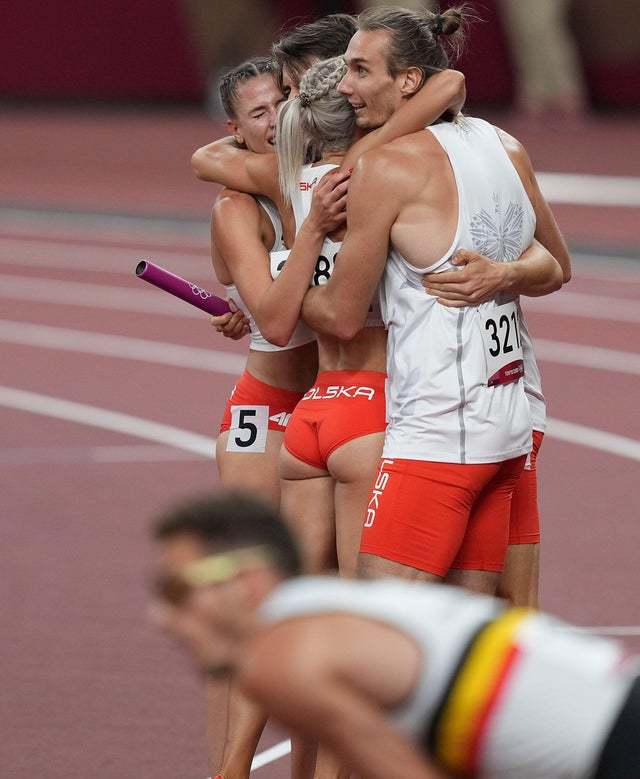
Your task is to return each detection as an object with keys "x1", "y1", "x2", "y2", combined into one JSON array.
[{"x1": 433, "y1": 608, "x2": 531, "y2": 775}]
